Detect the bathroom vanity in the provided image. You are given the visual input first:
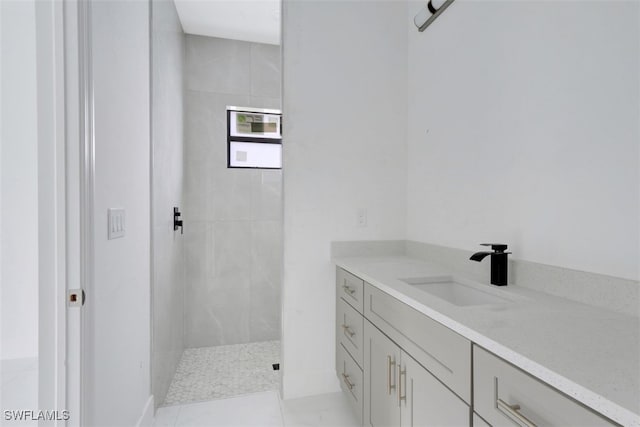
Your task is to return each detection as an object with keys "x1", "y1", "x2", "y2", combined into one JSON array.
[{"x1": 334, "y1": 257, "x2": 639, "y2": 427}]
